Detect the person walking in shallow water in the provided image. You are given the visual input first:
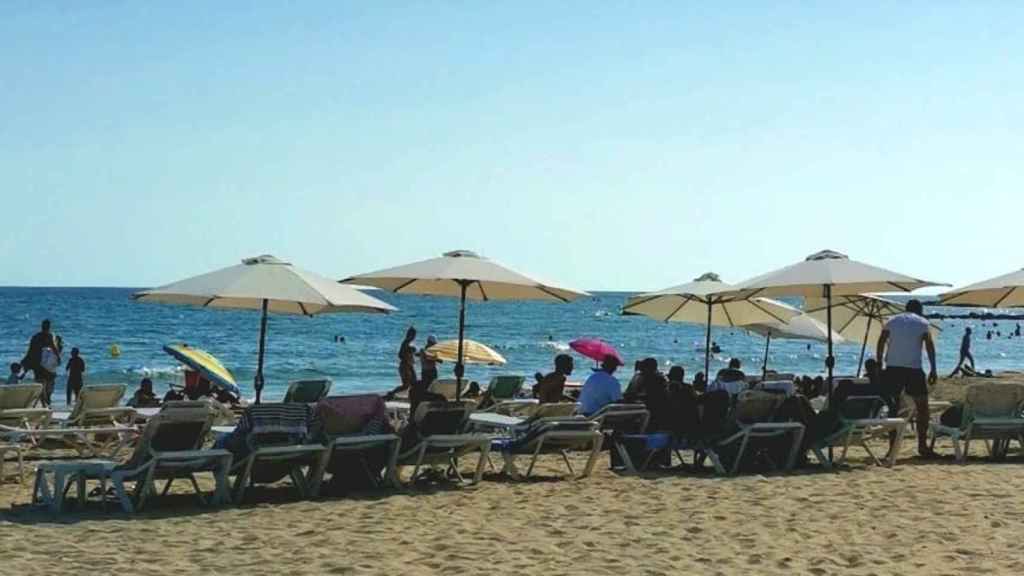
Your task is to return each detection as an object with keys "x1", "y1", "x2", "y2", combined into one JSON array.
[
  {"x1": 949, "y1": 327, "x2": 975, "y2": 377},
  {"x1": 20, "y1": 319, "x2": 63, "y2": 407}
]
